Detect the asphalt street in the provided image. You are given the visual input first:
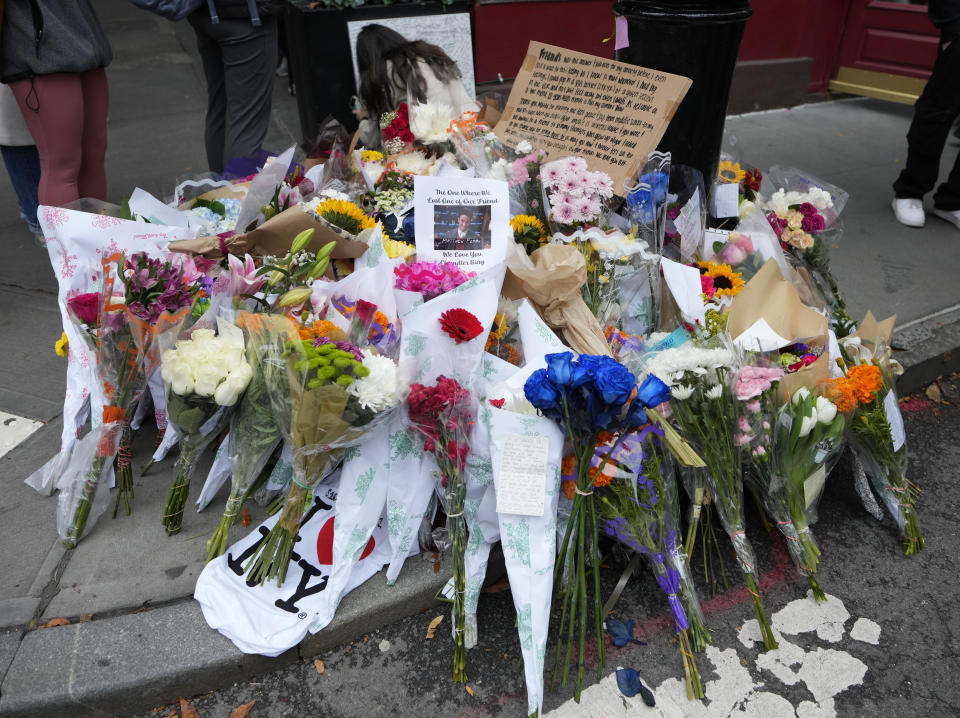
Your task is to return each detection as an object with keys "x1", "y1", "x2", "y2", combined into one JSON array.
[{"x1": 127, "y1": 377, "x2": 960, "y2": 717}]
